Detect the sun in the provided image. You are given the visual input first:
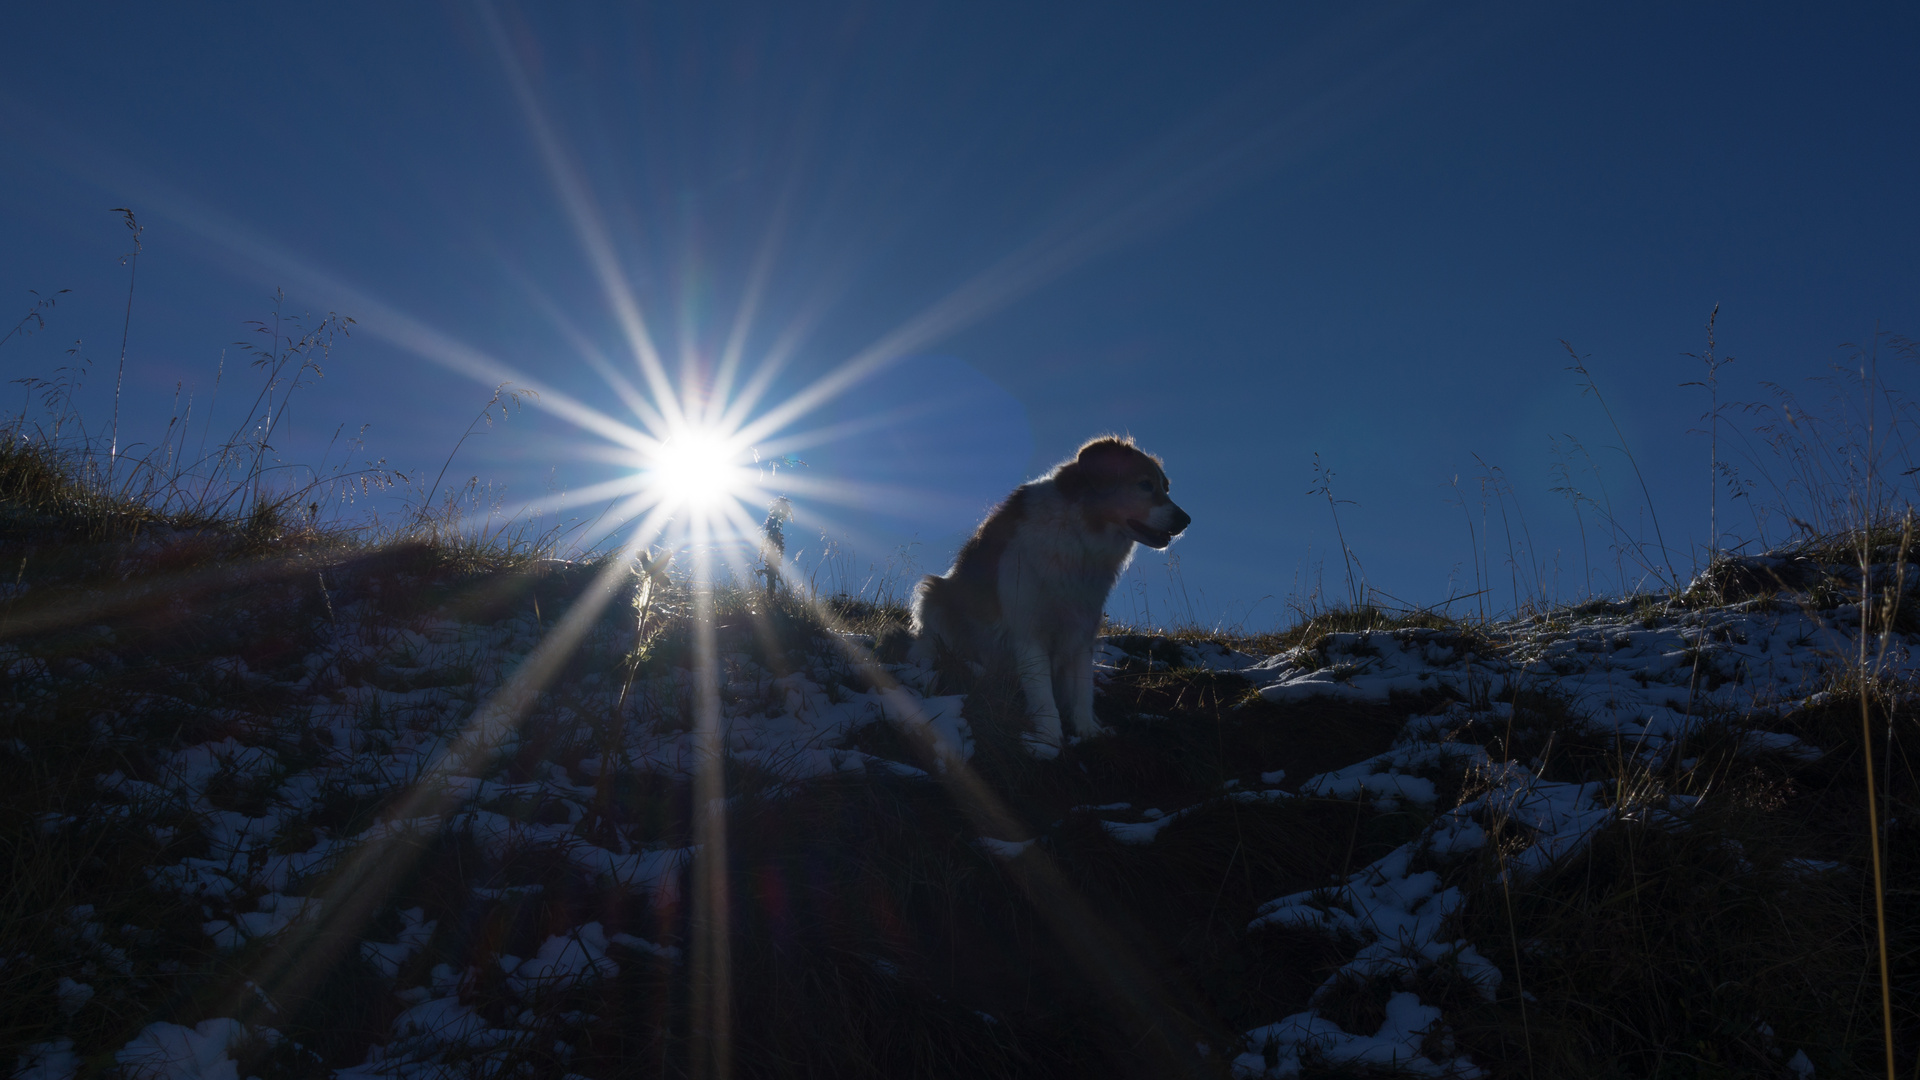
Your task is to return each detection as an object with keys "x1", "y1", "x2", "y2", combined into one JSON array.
[{"x1": 642, "y1": 425, "x2": 753, "y2": 512}]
